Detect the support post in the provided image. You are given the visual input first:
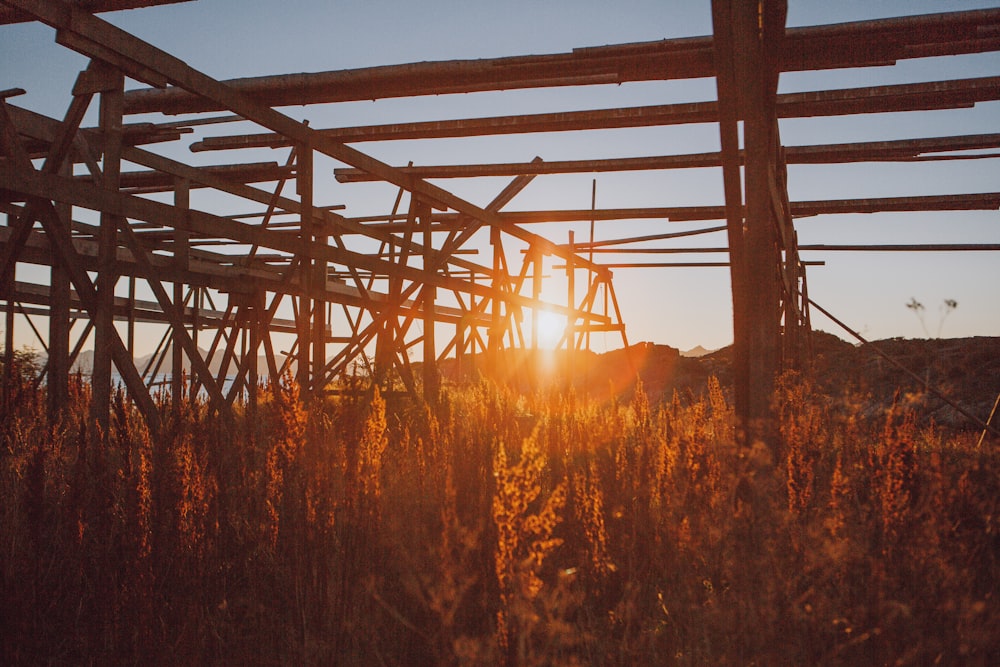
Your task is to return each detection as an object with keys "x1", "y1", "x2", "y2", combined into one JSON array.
[
  {"x1": 3, "y1": 274, "x2": 12, "y2": 396},
  {"x1": 92, "y1": 64, "x2": 124, "y2": 433},
  {"x1": 48, "y1": 162, "x2": 72, "y2": 414},
  {"x1": 712, "y1": 0, "x2": 788, "y2": 445},
  {"x1": 172, "y1": 177, "x2": 190, "y2": 406},
  {"x1": 310, "y1": 154, "x2": 327, "y2": 393},
  {"x1": 296, "y1": 143, "x2": 312, "y2": 392},
  {"x1": 455, "y1": 314, "x2": 465, "y2": 381},
  {"x1": 419, "y1": 199, "x2": 438, "y2": 401},
  {"x1": 488, "y1": 226, "x2": 504, "y2": 376},
  {"x1": 530, "y1": 245, "x2": 542, "y2": 351},
  {"x1": 252, "y1": 291, "x2": 263, "y2": 404},
  {"x1": 567, "y1": 231, "x2": 576, "y2": 347}
]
